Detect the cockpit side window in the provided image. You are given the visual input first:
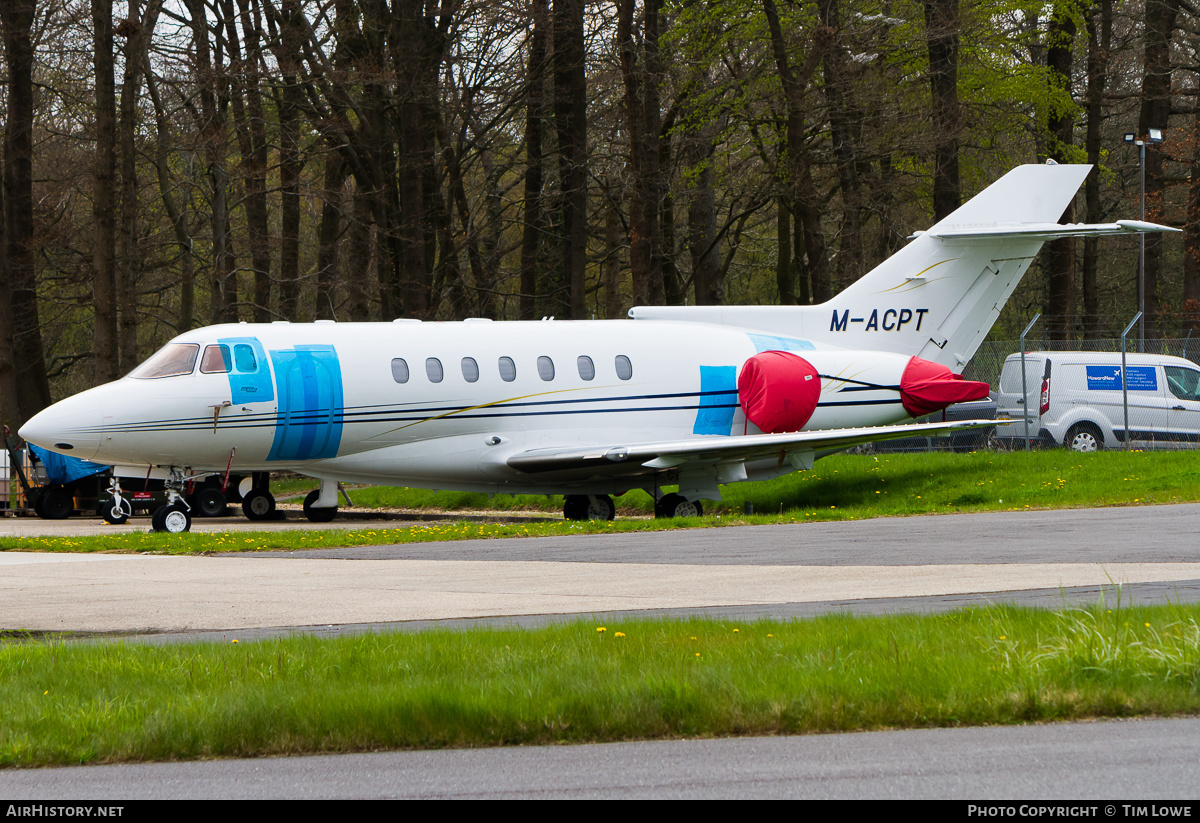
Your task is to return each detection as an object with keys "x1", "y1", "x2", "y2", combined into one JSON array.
[
  {"x1": 200, "y1": 344, "x2": 232, "y2": 374},
  {"x1": 129, "y1": 343, "x2": 200, "y2": 379}
]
